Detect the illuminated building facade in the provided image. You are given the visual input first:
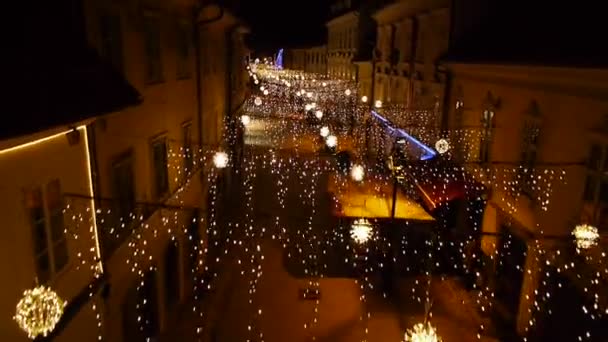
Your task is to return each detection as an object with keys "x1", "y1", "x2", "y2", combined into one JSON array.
[
  {"x1": 444, "y1": 2, "x2": 608, "y2": 339},
  {"x1": 372, "y1": 0, "x2": 449, "y2": 120},
  {"x1": 3, "y1": 1, "x2": 248, "y2": 341}
]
